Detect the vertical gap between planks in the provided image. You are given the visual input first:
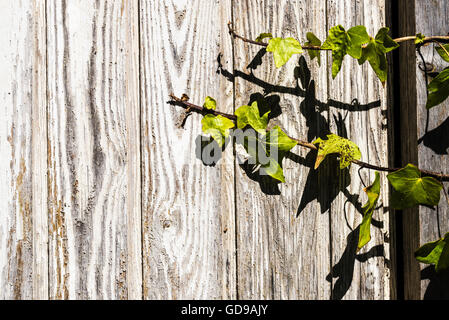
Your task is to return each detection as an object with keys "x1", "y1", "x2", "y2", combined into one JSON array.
[
  {"x1": 388, "y1": 0, "x2": 403, "y2": 300},
  {"x1": 230, "y1": 0, "x2": 239, "y2": 301},
  {"x1": 397, "y1": 0, "x2": 420, "y2": 300}
]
